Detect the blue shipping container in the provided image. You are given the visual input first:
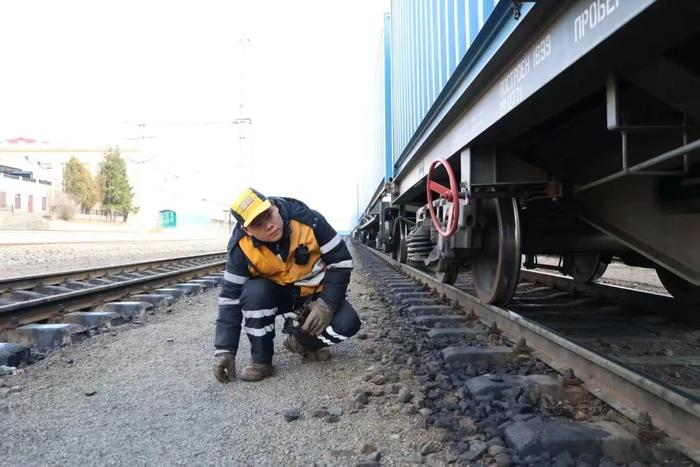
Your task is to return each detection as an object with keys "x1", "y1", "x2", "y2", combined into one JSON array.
[
  {"x1": 390, "y1": 0, "x2": 501, "y2": 167},
  {"x1": 360, "y1": 12, "x2": 393, "y2": 217}
]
